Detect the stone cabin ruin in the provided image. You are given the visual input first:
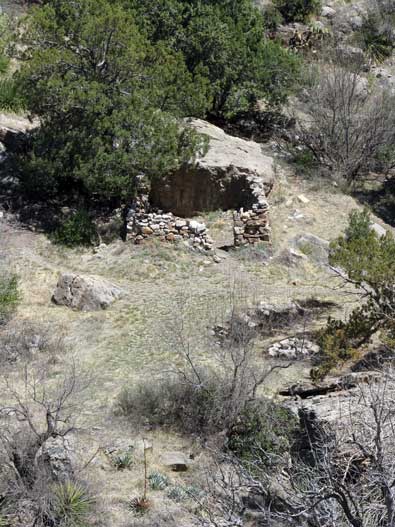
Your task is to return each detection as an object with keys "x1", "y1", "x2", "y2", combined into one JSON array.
[{"x1": 127, "y1": 118, "x2": 275, "y2": 249}]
